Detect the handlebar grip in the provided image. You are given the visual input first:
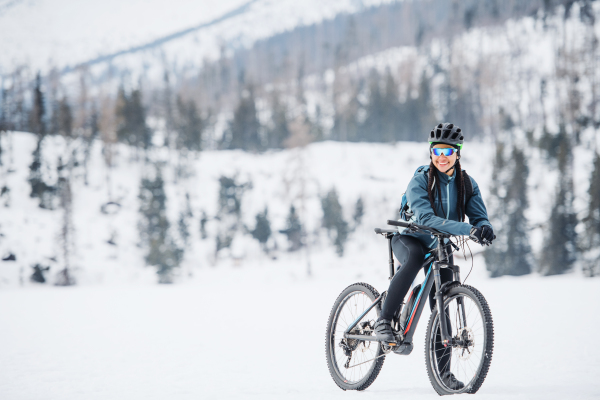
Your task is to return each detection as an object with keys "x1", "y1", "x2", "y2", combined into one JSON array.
[{"x1": 387, "y1": 220, "x2": 410, "y2": 228}]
